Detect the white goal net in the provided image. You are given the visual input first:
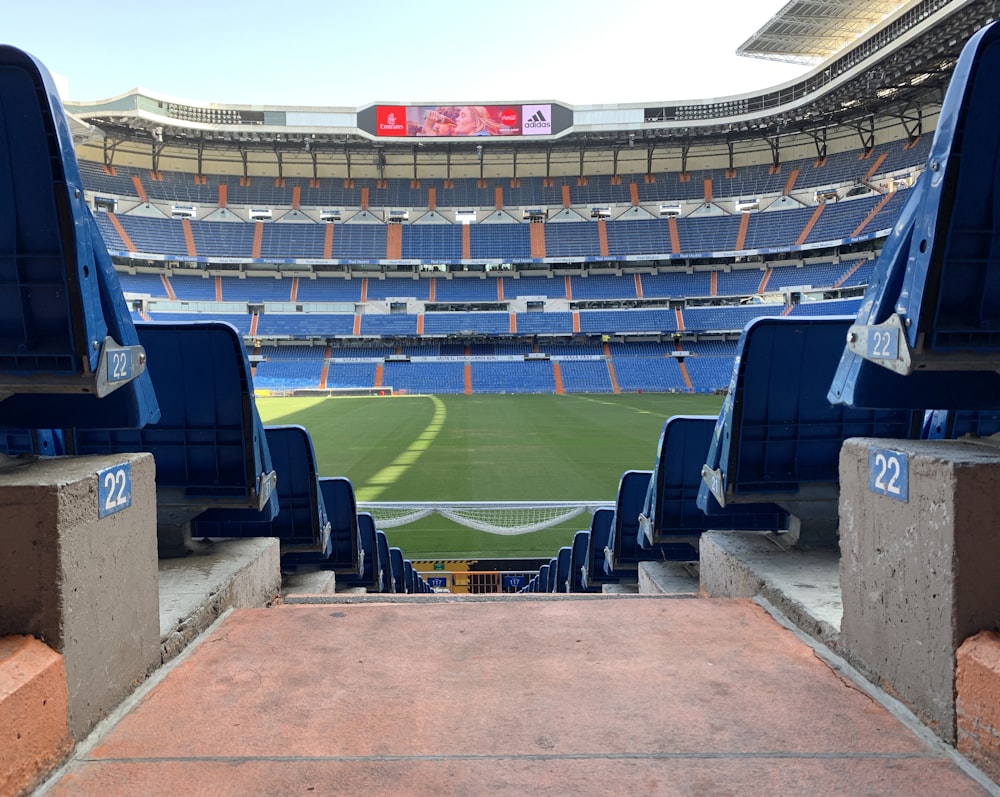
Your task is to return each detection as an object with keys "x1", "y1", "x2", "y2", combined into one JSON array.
[{"x1": 357, "y1": 501, "x2": 614, "y2": 536}]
